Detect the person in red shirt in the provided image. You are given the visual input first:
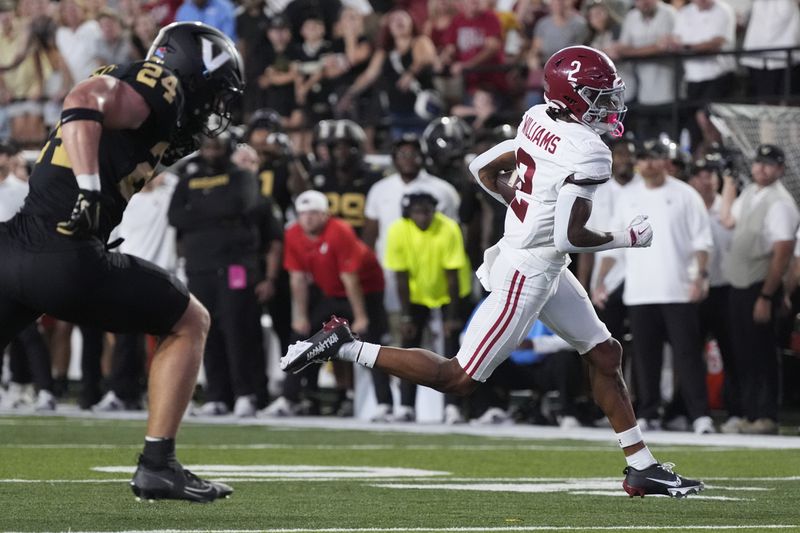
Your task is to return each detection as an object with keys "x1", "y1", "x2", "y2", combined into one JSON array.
[
  {"x1": 263, "y1": 190, "x2": 389, "y2": 417},
  {"x1": 443, "y1": 0, "x2": 507, "y2": 96}
]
